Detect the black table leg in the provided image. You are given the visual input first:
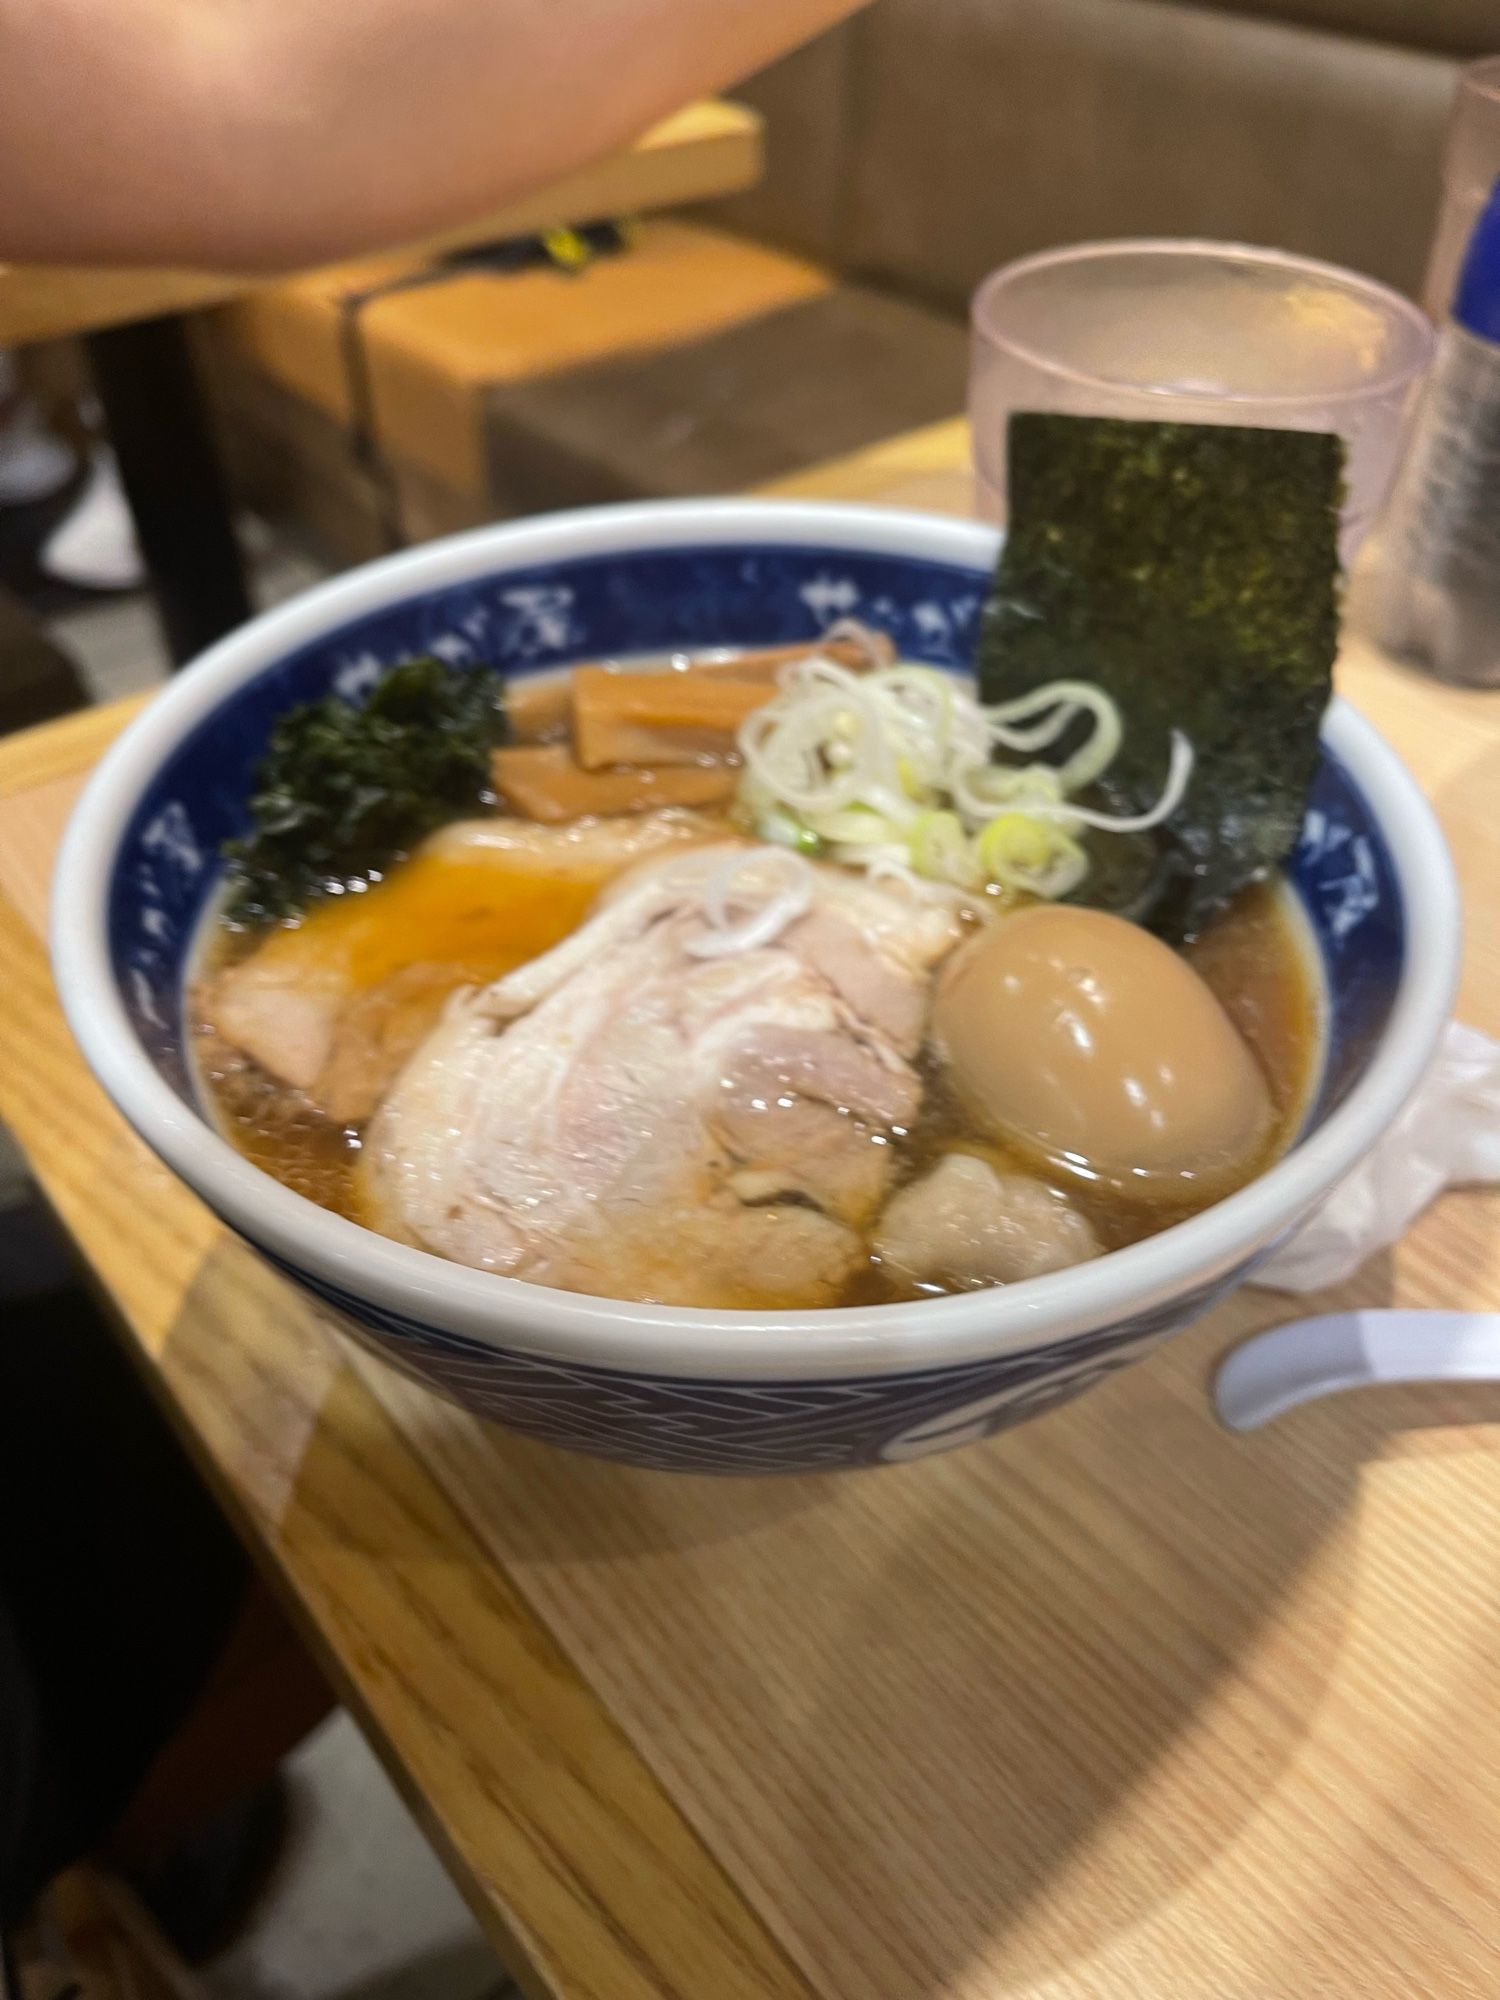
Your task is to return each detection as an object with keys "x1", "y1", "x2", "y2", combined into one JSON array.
[{"x1": 85, "y1": 315, "x2": 253, "y2": 667}]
